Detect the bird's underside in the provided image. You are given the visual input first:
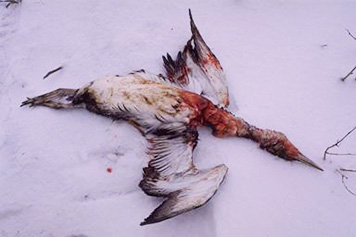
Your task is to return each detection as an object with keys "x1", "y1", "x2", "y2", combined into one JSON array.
[{"x1": 21, "y1": 10, "x2": 323, "y2": 225}]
